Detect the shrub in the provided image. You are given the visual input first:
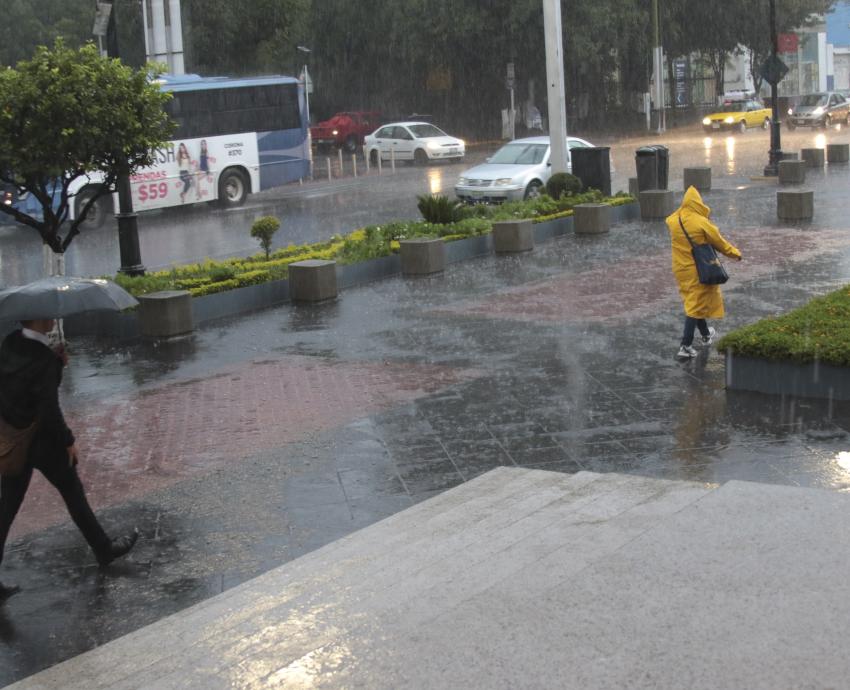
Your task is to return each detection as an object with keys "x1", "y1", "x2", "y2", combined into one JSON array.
[
  {"x1": 417, "y1": 194, "x2": 462, "y2": 224},
  {"x1": 250, "y1": 215, "x2": 281, "y2": 259},
  {"x1": 546, "y1": 173, "x2": 583, "y2": 199}
]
